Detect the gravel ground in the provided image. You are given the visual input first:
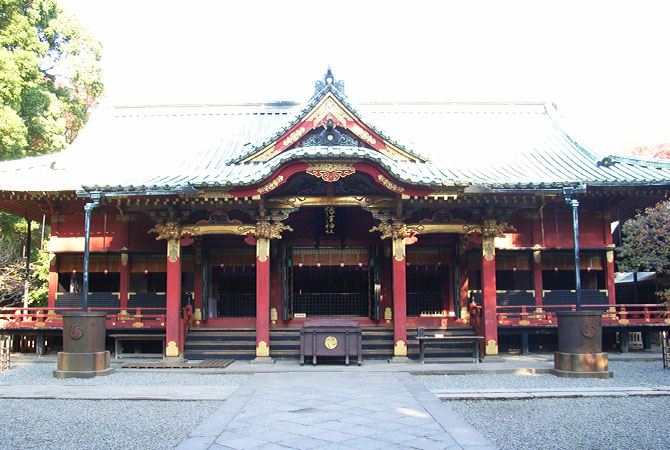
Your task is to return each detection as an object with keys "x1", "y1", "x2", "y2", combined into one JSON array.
[
  {"x1": 450, "y1": 396, "x2": 670, "y2": 450},
  {"x1": 417, "y1": 361, "x2": 670, "y2": 450},
  {"x1": 0, "y1": 398, "x2": 220, "y2": 450},
  {"x1": 417, "y1": 361, "x2": 670, "y2": 390},
  {"x1": 0, "y1": 362, "x2": 251, "y2": 386}
]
